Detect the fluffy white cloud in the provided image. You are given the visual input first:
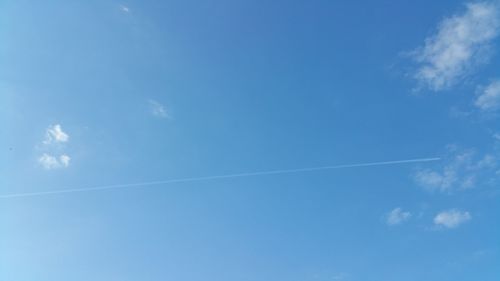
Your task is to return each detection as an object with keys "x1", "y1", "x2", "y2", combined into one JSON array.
[
  {"x1": 44, "y1": 124, "x2": 69, "y2": 144},
  {"x1": 434, "y1": 209, "x2": 471, "y2": 228},
  {"x1": 386, "y1": 207, "x2": 412, "y2": 225},
  {"x1": 148, "y1": 99, "x2": 168, "y2": 118},
  {"x1": 38, "y1": 153, "x2": 70, "y2": 169},
  {"x1": 38, "y1": 153, "x2": 60, "y2": 169},
  {"x1": 414, "y1": 147, "x2": 498, "y2": 192},
  {"x1": 412, "y1": 2, "x2": 500, "y2": 90},
  {"x1": 38, "y1": 124, "x2": 72, "y2": 170},
  {"x1": 475, "y1": 80, "x2": 500, "y2": 111}
]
